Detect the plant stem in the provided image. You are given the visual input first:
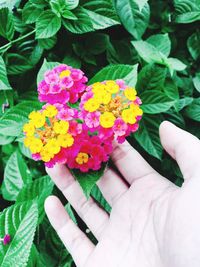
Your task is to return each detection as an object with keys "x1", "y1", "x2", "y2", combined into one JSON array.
[{"x1": 0, "y1": 29, "x2": 36, "y2": 51}]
